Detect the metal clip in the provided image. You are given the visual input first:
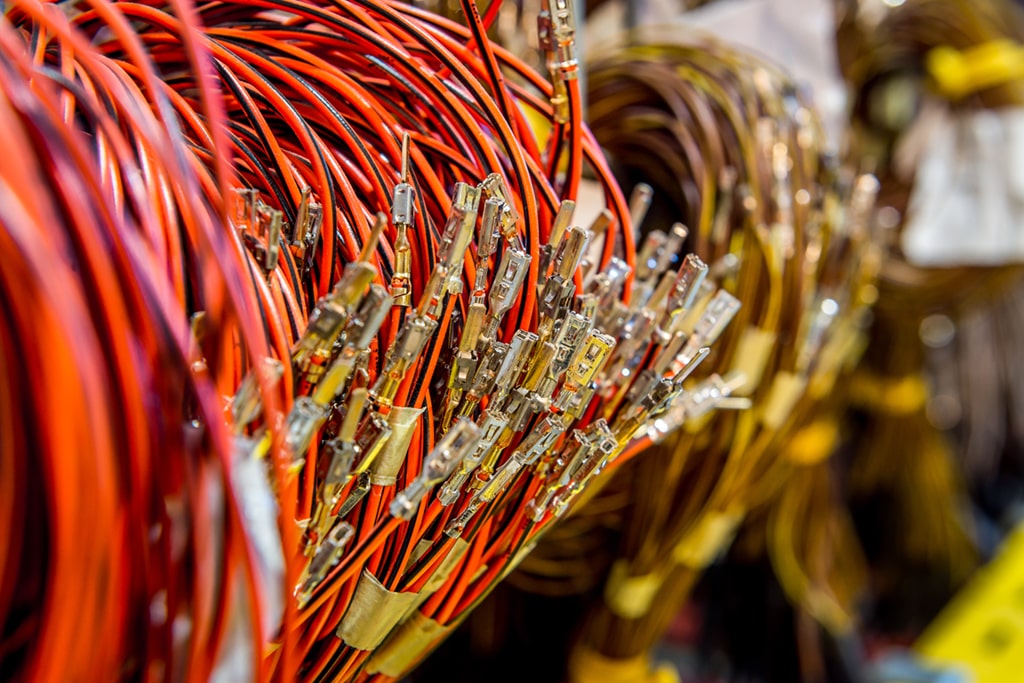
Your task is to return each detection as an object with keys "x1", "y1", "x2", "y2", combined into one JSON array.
[
  {"x1": 256, "y1": 201, "x2": 284, "y2": 273},
  {"x1": 234, "y1": 188, "x2": 259, "y2": 230},
  {"x1": 294, "y1": 187, "x2": 324, "y2": 249},
  {"x1": 628, "y1": 183, "x2": 653, "y2": 231},
  {"x1": 481, "y1": 248, "x2": 531, "y2": 341},
  {"x1": 371, "y1": 313, "x2": 438, "y2": 407},
  {"x1": 351, "y1": 410, "x2": 393, "y2": 475},
  {"x1": 548, "y1": 420, "x2": 616, "y2": 516},
  {"x1": 333, "y1": 214, "x2": 386, "y2": 306},
  {"x1": 480, "y1": 173, "x2": 520, "y2": 238},
  {"x1": 691, "y1": 289, "x2": 742, "y2": 348},
  {"x1": 635, "y1": 230, "x2": 668, "y2": 283},
  {"x1": 477, "y1": 197, "x2": 503, "y2": 262},
  {"x1": 347, "y1": 284, "x2": 394, "y2": 351},
  {"x1": 539, "y1": 200, "x2": 577, "y2": 274},
  {"x1": 460, "y1": 342, "x2": 508, "y2": 415},
  {"x1": 490, "y1": 330, "x2": 538, "y2": 404}
]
